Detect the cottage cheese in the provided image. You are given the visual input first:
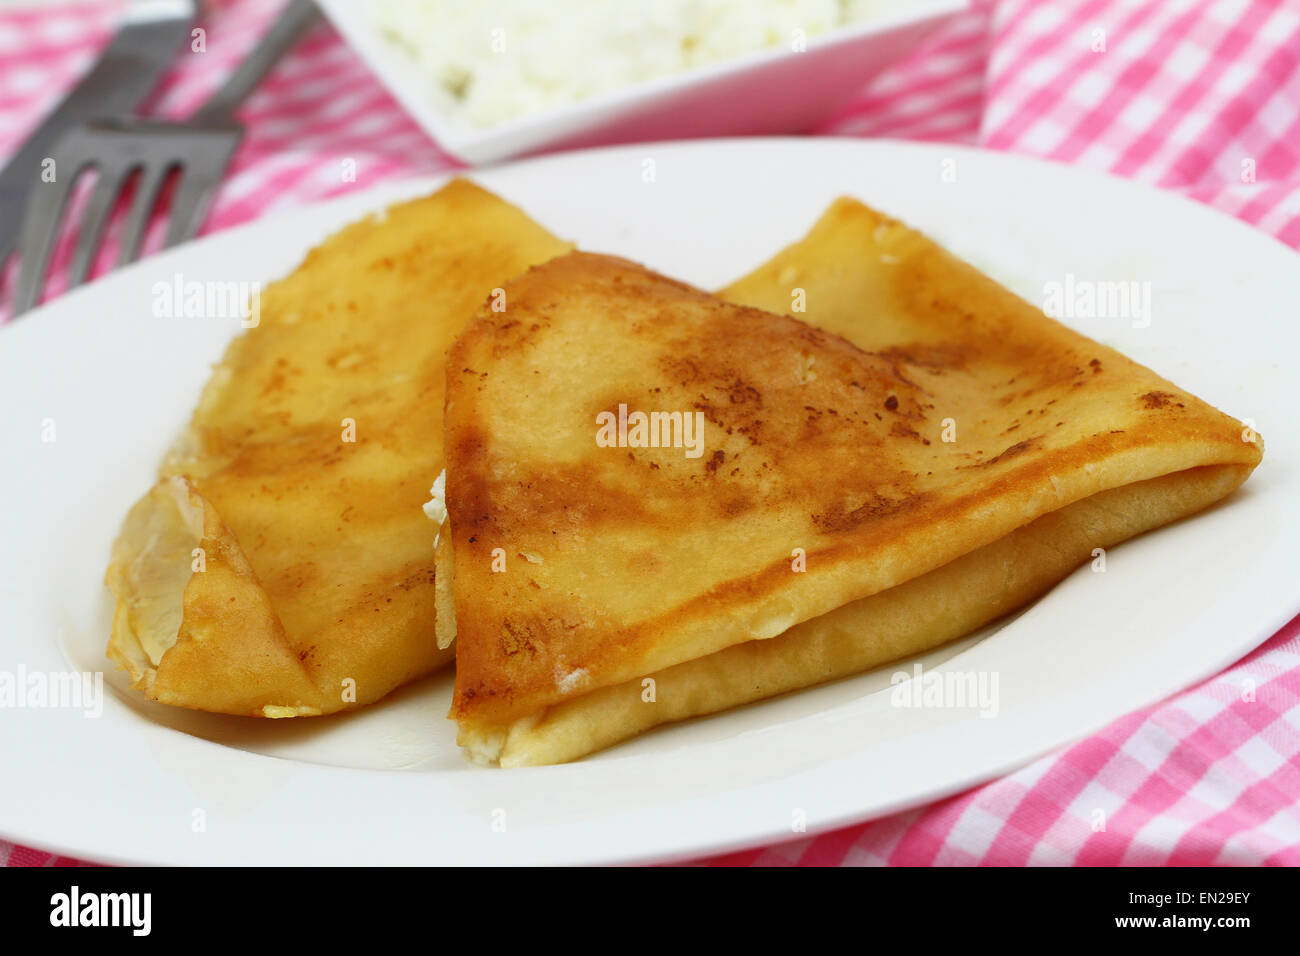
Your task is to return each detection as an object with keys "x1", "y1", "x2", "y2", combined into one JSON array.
[{"x1": 374, "y1": 0, "x2": 889, "y2": 128}]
